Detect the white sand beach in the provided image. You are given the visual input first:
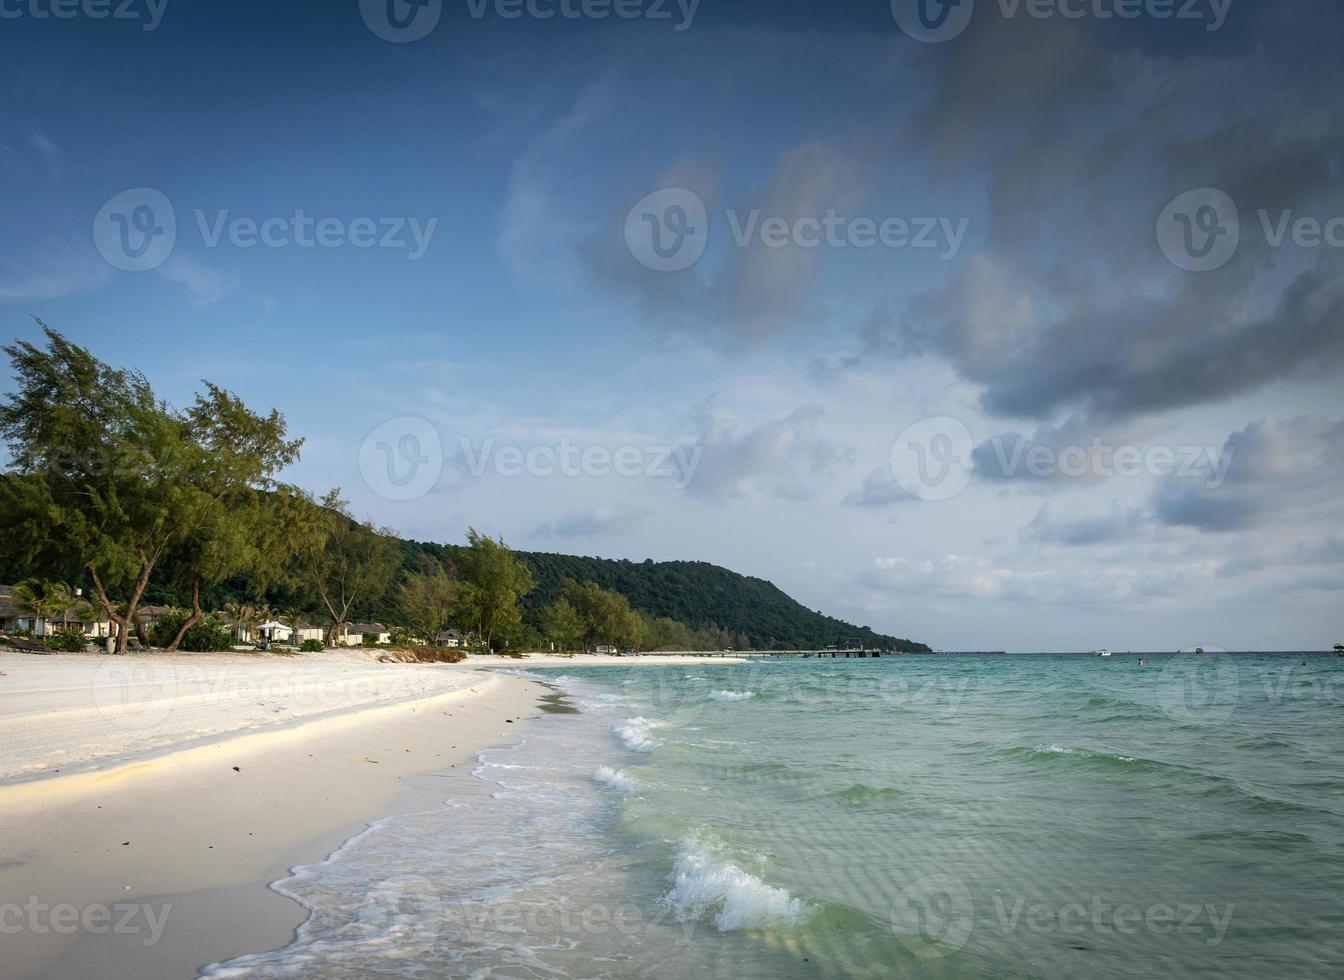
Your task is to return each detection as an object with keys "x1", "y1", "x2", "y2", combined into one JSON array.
[{"x1": 0, "y1": 649, "x2": 738, "y2": 980}]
